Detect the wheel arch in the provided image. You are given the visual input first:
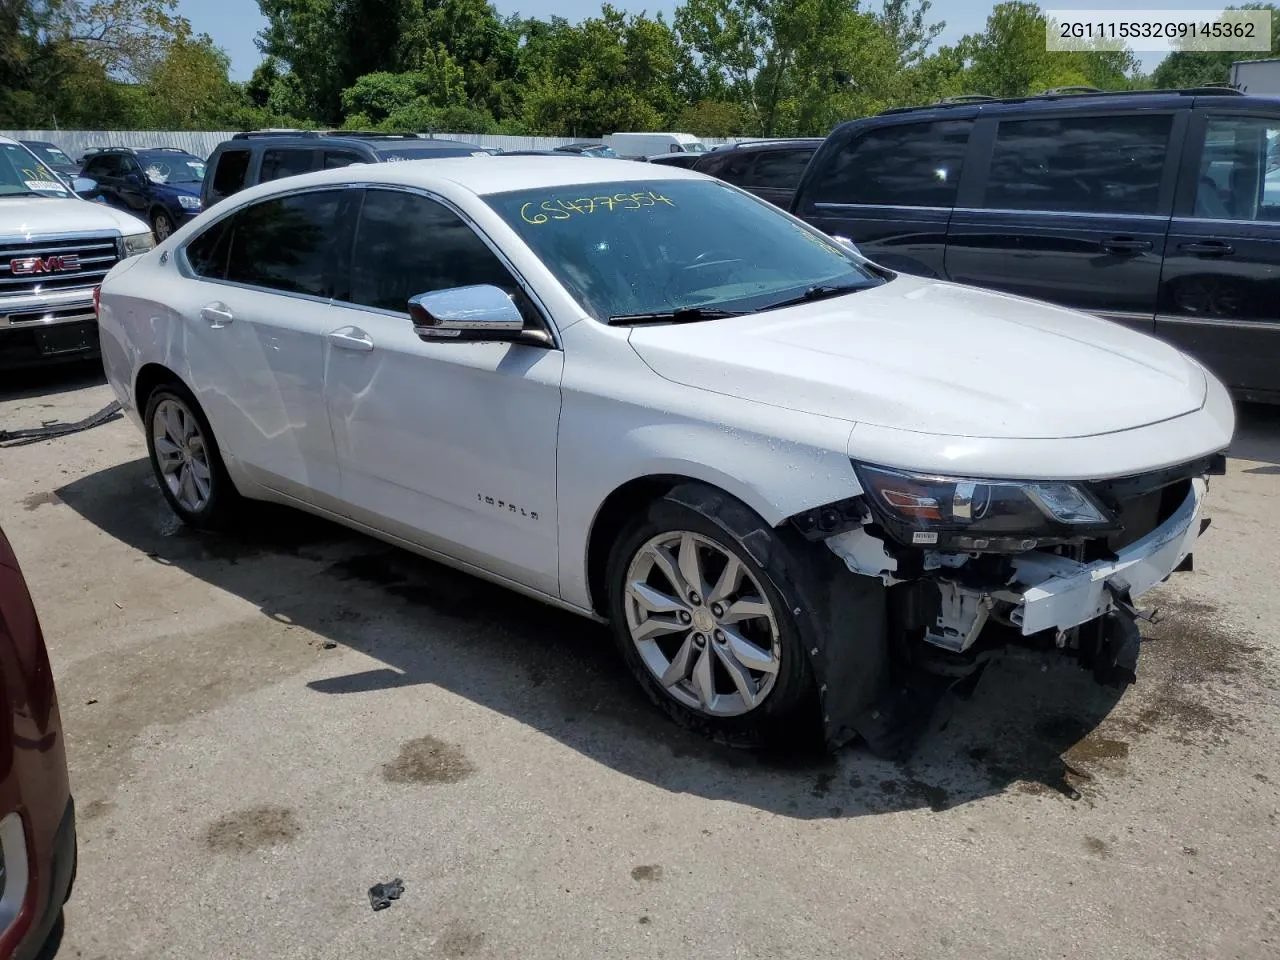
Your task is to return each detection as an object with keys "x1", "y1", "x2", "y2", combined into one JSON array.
[{"x1": 134, "y1": 361, "x2": 184, "y2": 416}]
